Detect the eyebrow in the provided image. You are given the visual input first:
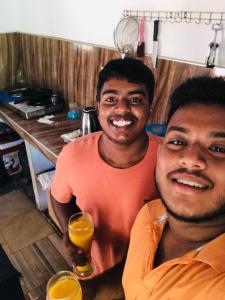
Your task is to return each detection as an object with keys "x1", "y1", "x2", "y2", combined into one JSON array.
[
  {"x1": 210, "y1": 132, "x2": 225, "y2": 138},
  {"x1": 101, "y1": 89, "x2": 147, "y2": 97},
  {"x1": 167, "y1": 126, "x2": 188, "y2": 134},
  {"x1": 167, "y1": 126, "x2": 225, "y2": 138}
]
